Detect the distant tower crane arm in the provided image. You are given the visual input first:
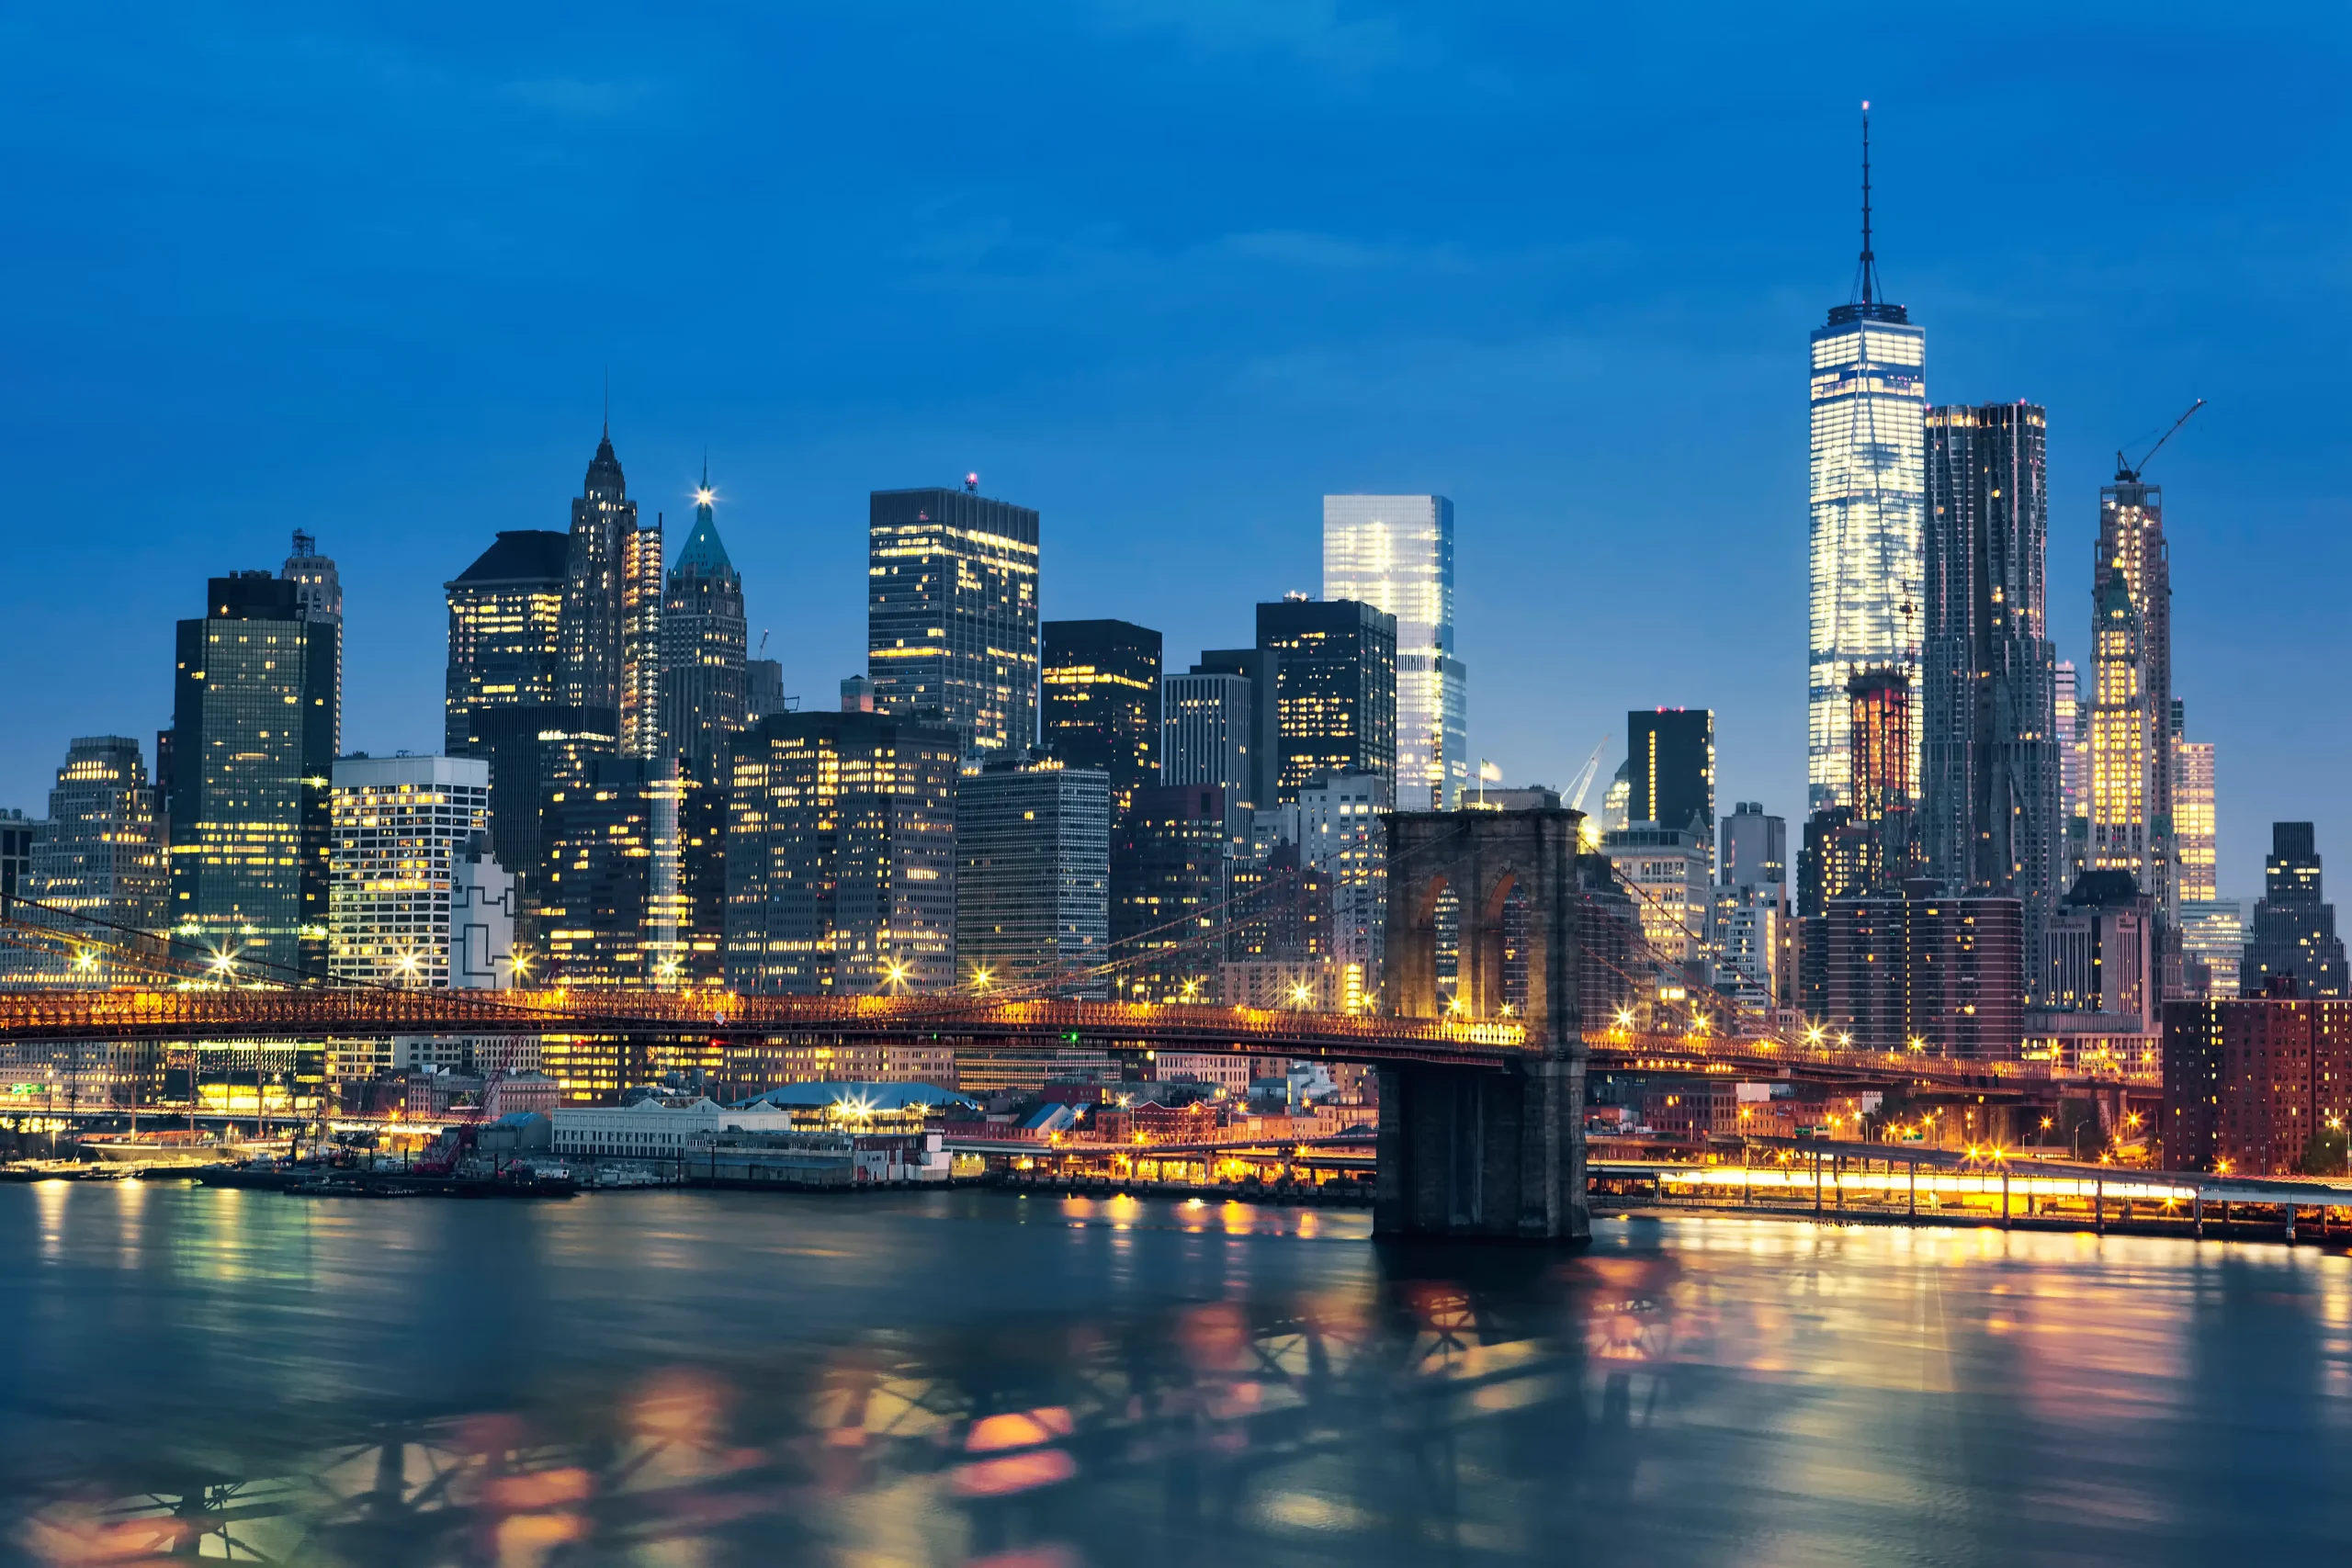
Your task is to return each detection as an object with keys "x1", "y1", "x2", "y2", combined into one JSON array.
[{"x1": 2116, "y1": 398, "x2": 2205, "y2": 482}]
